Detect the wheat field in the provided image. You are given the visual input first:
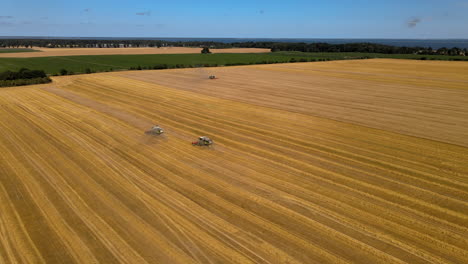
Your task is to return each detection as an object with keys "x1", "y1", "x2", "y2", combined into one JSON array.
[{"x1": 0, "y1": 59, "x2": 467, "y2": 263}]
